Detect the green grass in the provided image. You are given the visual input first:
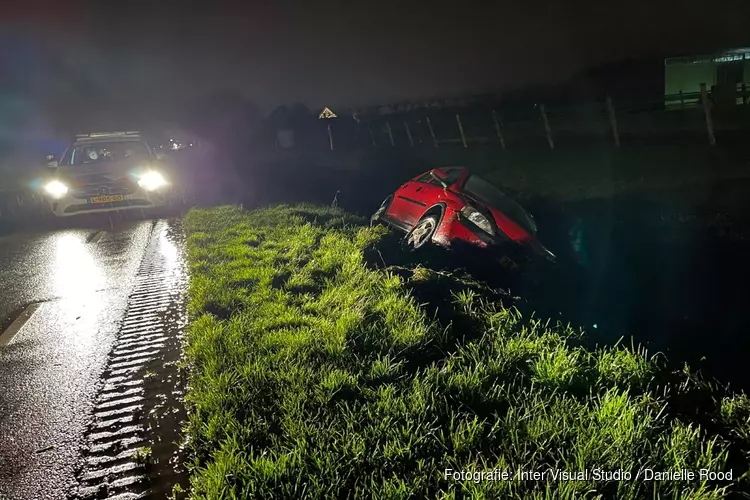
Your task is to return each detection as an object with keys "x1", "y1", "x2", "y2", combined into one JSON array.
[
  {"x1": 133, "y1": 446, "x2": 153, "y2": 466},
  {"x1": 182, "y1": 204, "x2": 750, "y2": 499}
]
